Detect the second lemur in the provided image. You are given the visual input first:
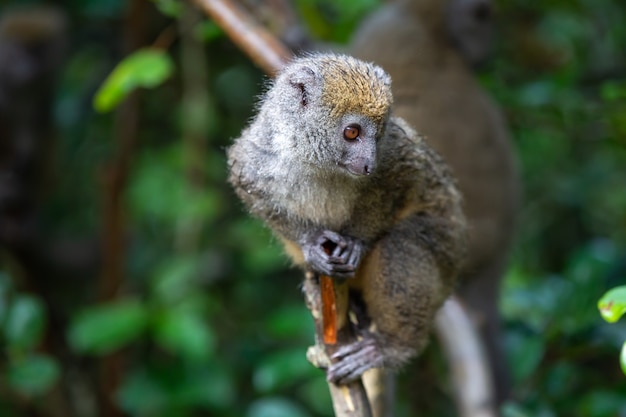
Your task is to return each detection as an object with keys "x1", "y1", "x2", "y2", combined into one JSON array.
[{"x1": 227, "y1": 54, "x2": 467, "y2": 383}]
